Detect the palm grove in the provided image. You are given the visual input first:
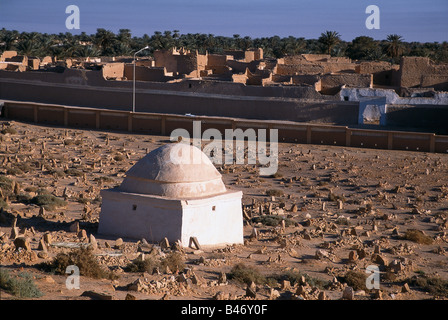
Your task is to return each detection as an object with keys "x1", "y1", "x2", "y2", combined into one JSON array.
[{"x1": 1, "y1": 28, "x2": 447, "y2": 64}]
